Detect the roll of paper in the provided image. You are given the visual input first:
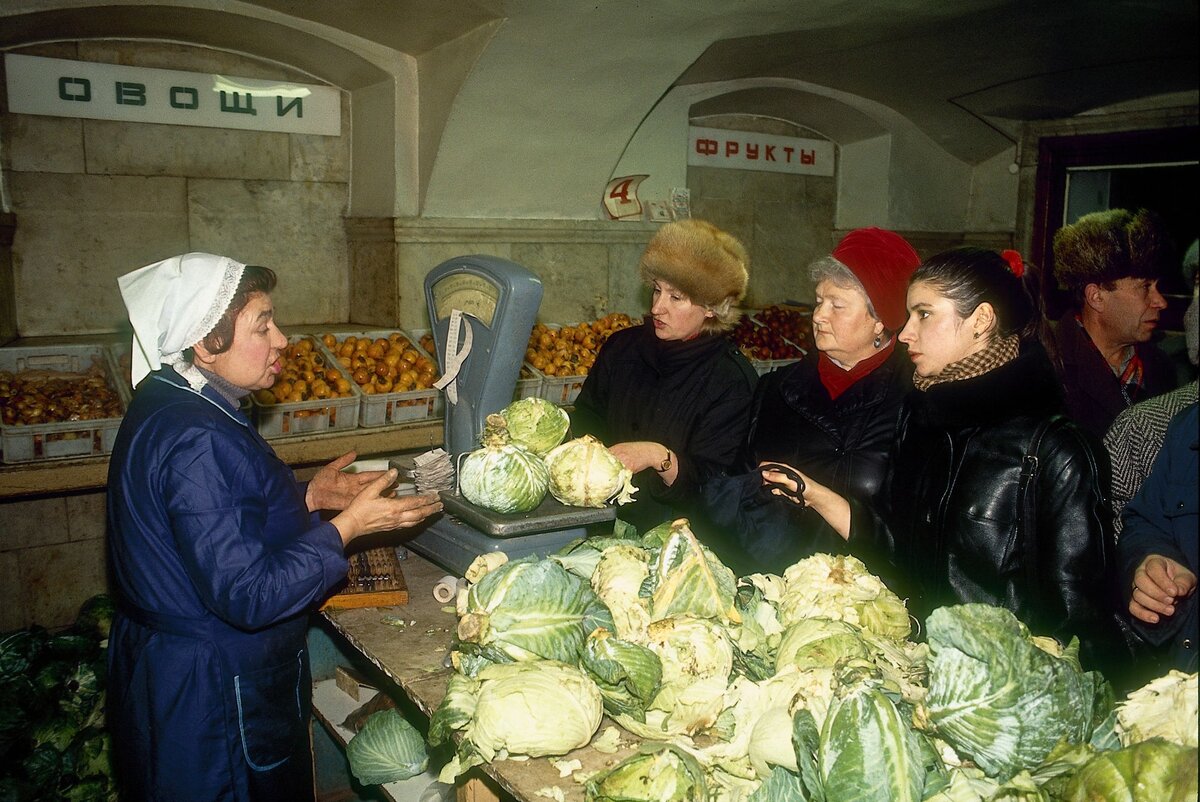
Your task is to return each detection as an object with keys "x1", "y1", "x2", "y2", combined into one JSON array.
[{"x1": 433, "y1": 575, "x2": 460, "y2": 604}]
